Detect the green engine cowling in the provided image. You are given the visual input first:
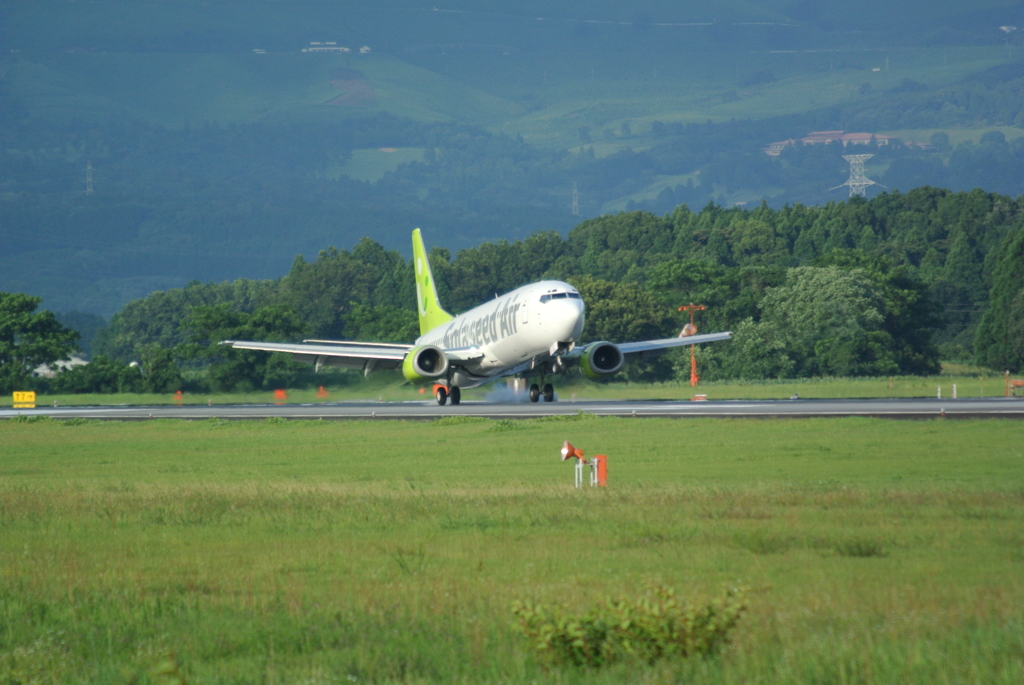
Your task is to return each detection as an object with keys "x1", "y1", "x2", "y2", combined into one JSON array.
[
  {"x1": 402, "y1": 345, "x2": 450, "y2": 383},
  {"x1": 579, "y1": 341, "x2": 625, "y2": 379}
]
